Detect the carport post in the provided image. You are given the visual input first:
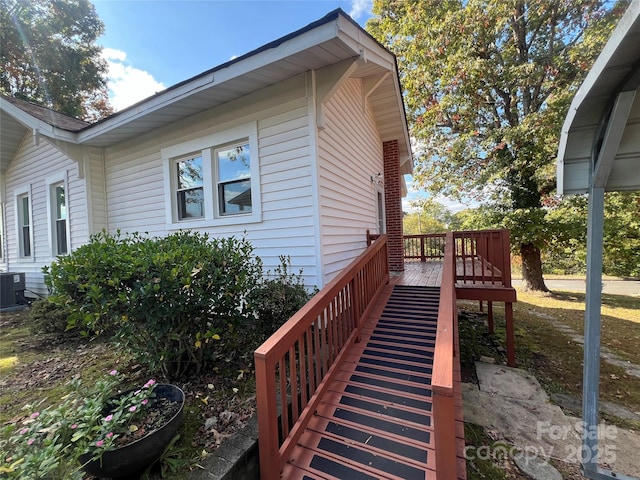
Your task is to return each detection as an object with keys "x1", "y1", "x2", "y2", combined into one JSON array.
[{"x1": 582, "y1": 185, "x2": 604, "y2": 475}]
